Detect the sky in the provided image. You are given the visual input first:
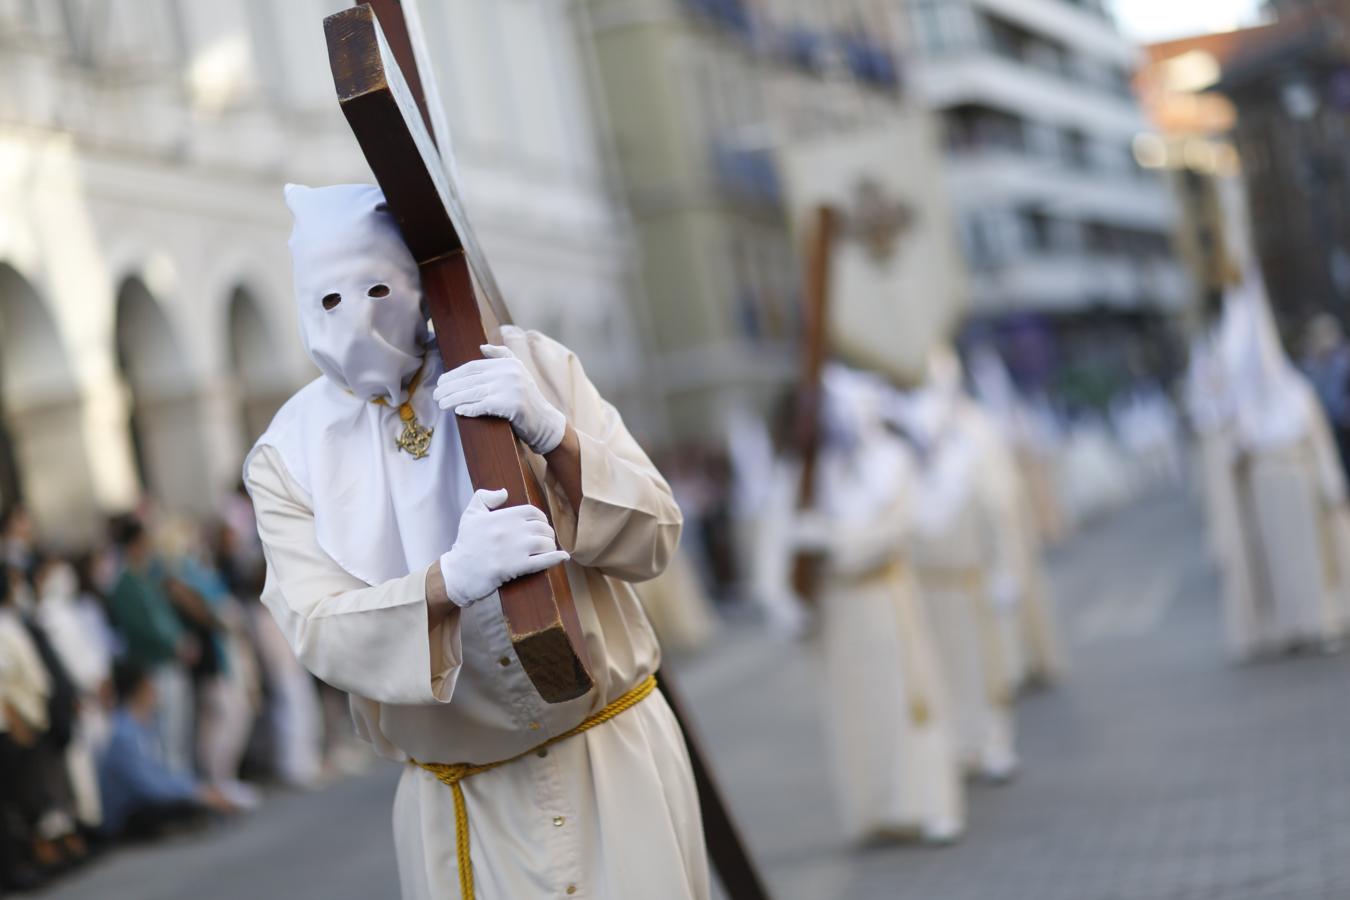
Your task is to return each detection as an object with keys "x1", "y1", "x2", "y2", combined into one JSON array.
[{"x1": 1111, "y1": 0, "x2": 1268, "y2": 42}]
